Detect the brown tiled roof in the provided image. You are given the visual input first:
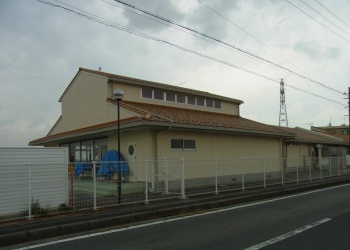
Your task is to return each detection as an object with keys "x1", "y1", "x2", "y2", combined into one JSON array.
[
  {"x1": 29, "y1": 100, "x2": 293, "y2": 145},
  {"x1": 277, "y1": 127, "x2": 345, "y2": 145},
  {"x1": 116, "y1": 100, "x2": 292, "y2": 135},
  {"x1": 312, "y1": 130, "x2": 349, "y2": 144}
]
